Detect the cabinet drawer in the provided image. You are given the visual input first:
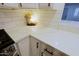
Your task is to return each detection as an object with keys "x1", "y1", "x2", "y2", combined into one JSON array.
[
  {"x1": 17, "y1": 36, "x2": 30, "y2": 56},
  {"x1": 53, "y1": 49, "x2": 68, "y2": 56},
  {"x1": 40, "y1": 42, "x2": 68, "y2": 56}
]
